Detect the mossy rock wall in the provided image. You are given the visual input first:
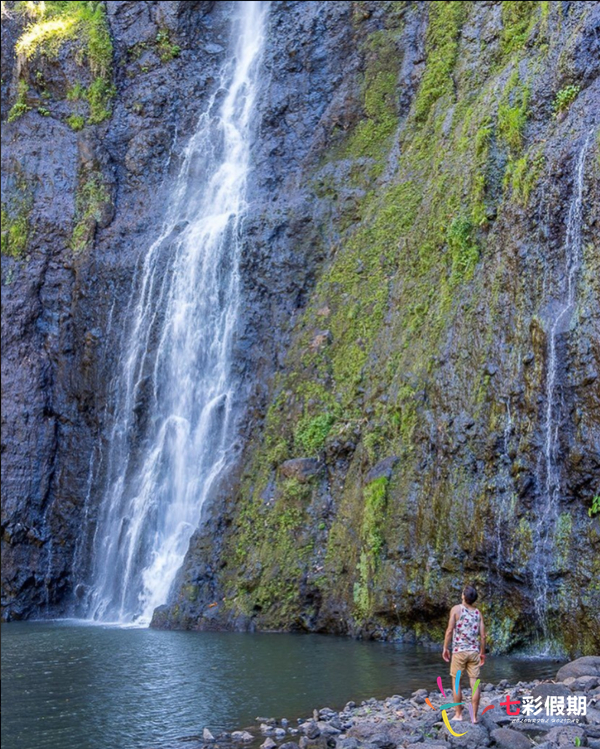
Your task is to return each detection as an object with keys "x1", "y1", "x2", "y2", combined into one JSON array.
[{"x1": 159, "y1": 1, "x2": 600, "y2": 656}]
